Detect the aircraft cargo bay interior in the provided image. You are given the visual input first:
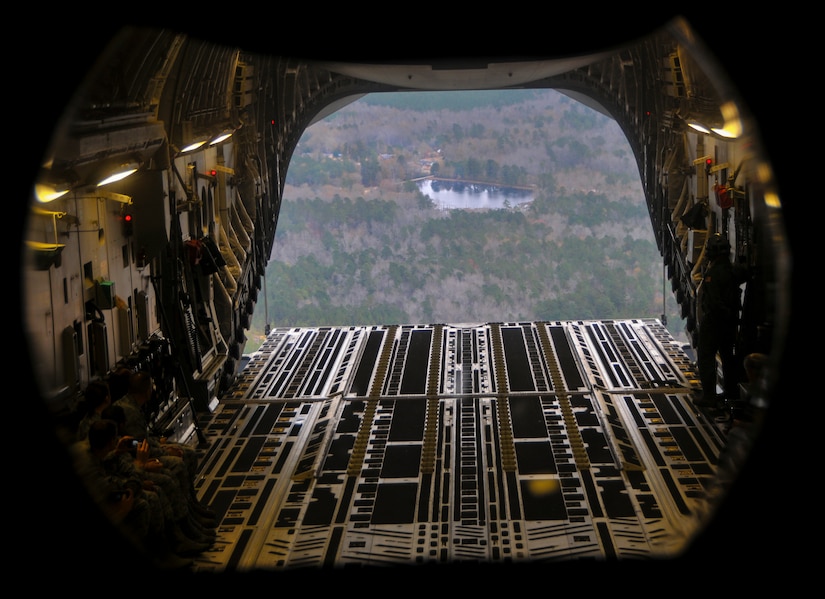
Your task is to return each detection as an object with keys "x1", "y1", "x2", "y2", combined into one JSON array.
[{"x1": 15, "y1": 13, "x2": 803, "y2": 588}]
